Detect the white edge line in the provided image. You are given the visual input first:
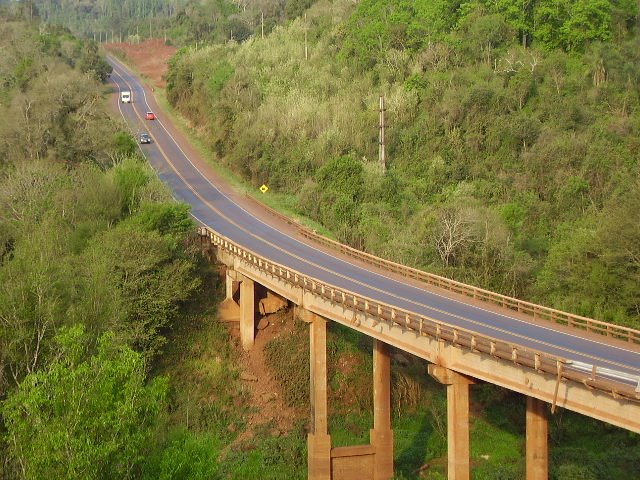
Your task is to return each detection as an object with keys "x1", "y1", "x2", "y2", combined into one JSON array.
[{"x1": 107, "y1": 57, "x2": 640, "y2": 367}]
